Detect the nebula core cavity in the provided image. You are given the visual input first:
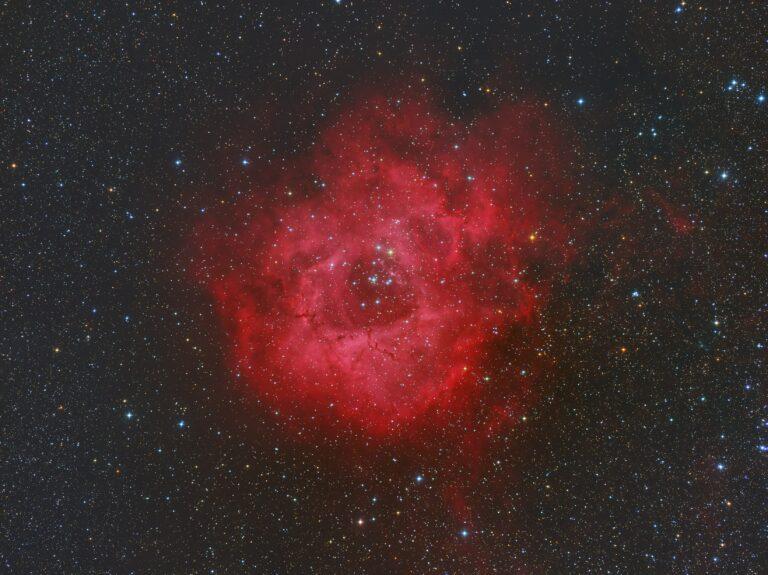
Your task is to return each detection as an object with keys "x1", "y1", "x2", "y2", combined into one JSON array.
[{"x1": 196, "y1": 92, "x2": 573, "y2": 438}]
